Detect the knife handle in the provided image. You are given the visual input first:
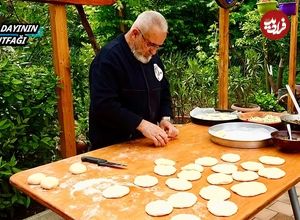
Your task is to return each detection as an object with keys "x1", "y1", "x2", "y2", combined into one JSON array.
[{"x1": 81, "y1": 156, "x2": 106, "y2": 164}]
